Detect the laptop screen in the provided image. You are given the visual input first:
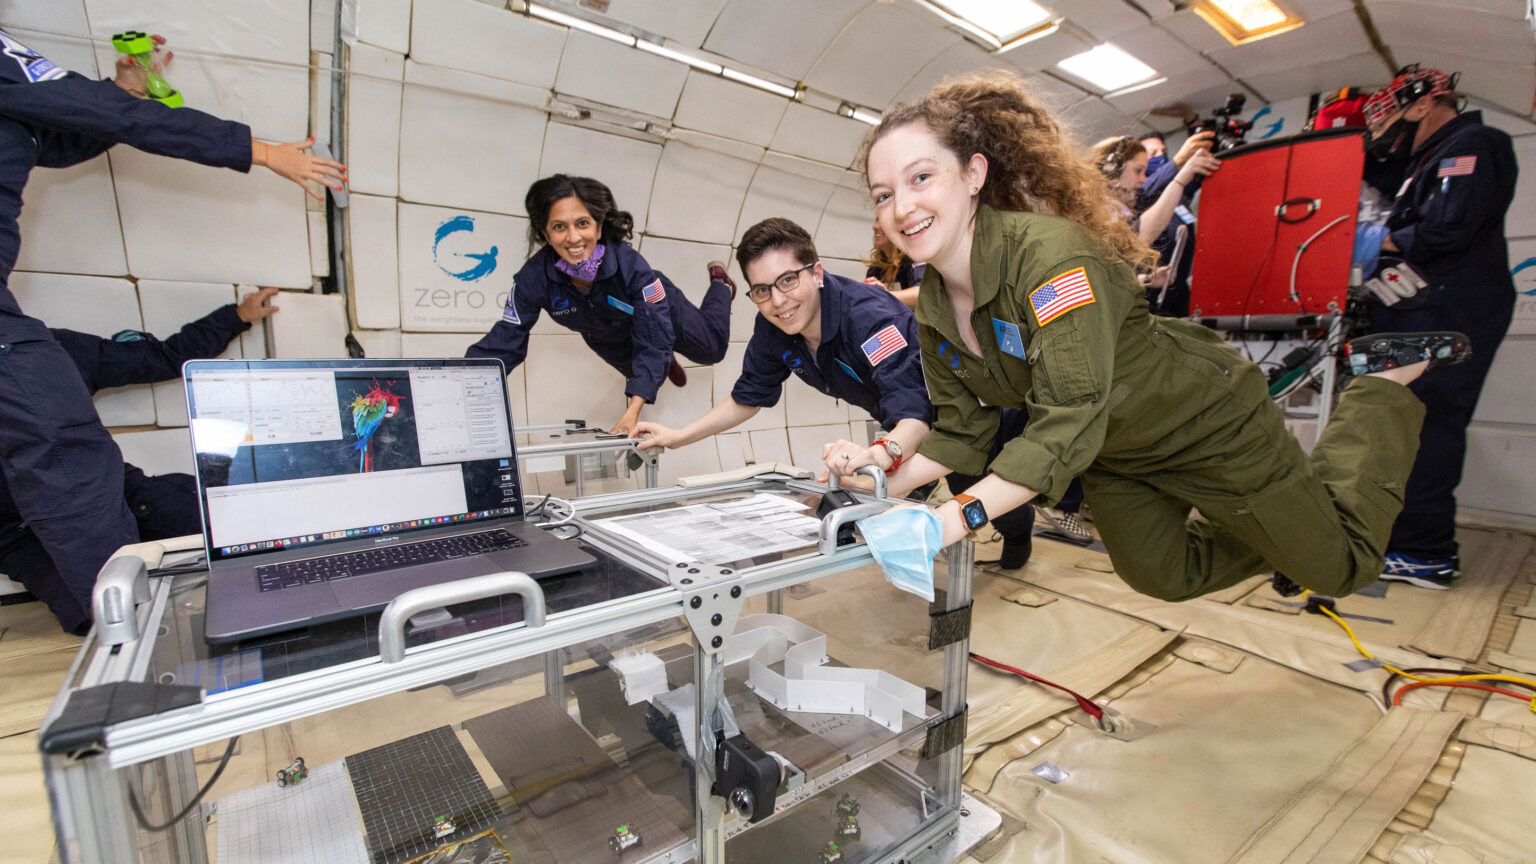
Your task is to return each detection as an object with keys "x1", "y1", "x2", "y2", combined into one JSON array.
[{"x1": 185, "y1": 358, "x2": 524, "y2": 565}]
